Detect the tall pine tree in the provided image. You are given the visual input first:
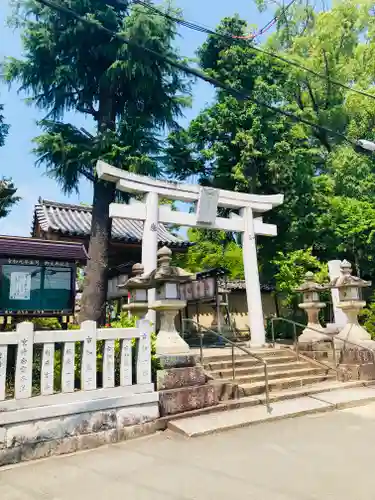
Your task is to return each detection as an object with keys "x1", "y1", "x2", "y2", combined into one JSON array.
[{"x1": 5, "y1": 0, "x2": 191, "y2": 322}]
